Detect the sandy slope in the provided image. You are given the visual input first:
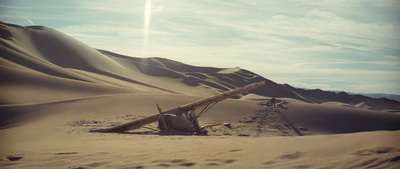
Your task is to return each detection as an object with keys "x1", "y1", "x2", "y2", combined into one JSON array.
[
  {"x1": 1, "y1": 22, "x2": 306, "y2": 105},
  {"x1": 1, "y1": 22, "x2": 400, "y2": 168},
  {"x1": 0, "y1": 94, "x2": 399, "y2": 168},
  {"x1": 282, "y1": 84, "x2": 400, "y2": 111}
]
